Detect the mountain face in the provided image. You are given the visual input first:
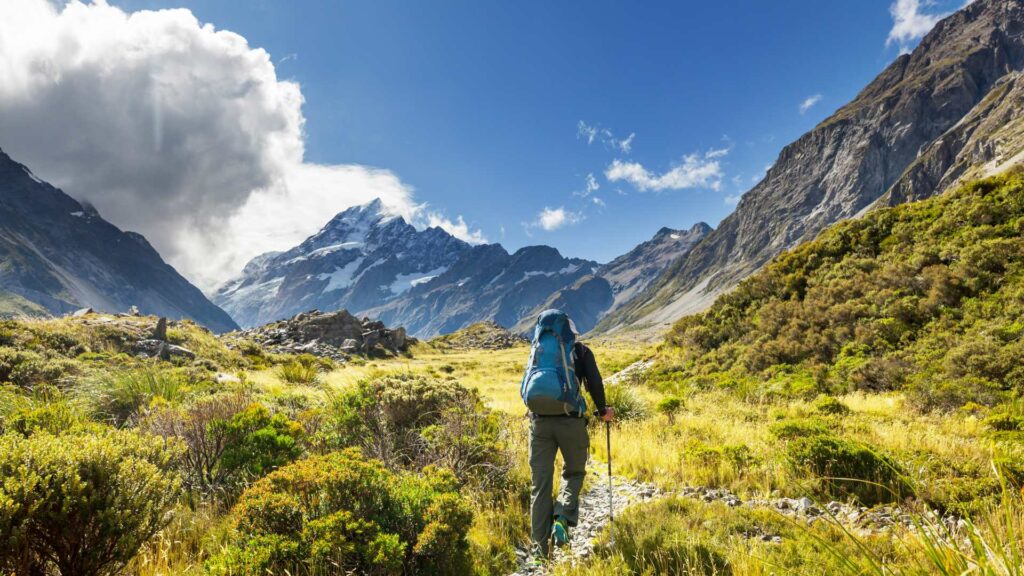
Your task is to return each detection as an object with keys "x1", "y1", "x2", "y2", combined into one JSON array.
[
  {"x1": 362, "y1": 244, "x2": 601, "y2": 338},
  {"x1": 511, "y1": 222, "x2": 711, "y2": 335},
  {"x1": 0, "y1": 148, "x2": 238, "y2": 332},
  {"x1": 213, "y1": 200, "x2": 471, "y2": 328},
  {"x1": 597, "y1": 0, "x2": 1024, "y2": 335}
]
